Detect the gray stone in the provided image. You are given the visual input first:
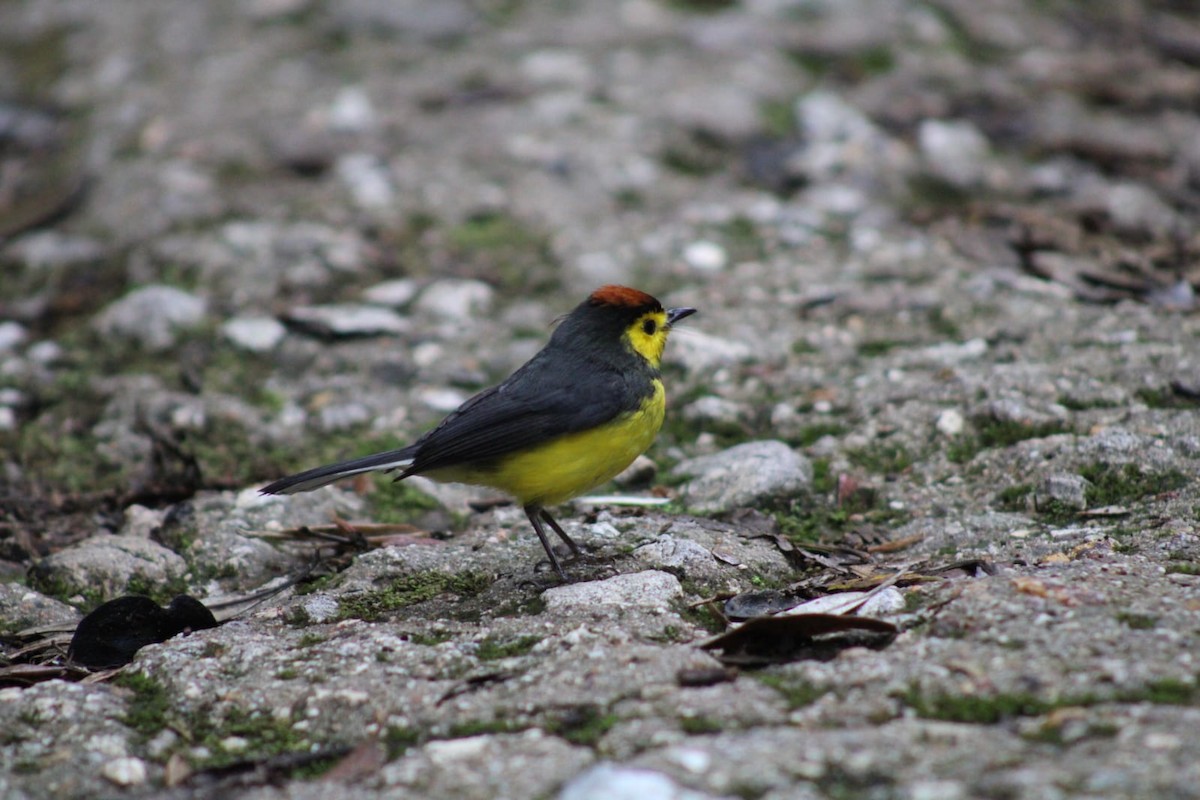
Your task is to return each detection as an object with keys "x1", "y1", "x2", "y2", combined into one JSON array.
[
  {"x1": 669, "y1": 330, "x2": 753, "y2": 374},
  {"x1": 673, "y1": 441, "x2": 812, "y2": 514},
  {"x1": 363, "y1": 278, "x2": 419, "y2": 307},
  {"x1": 682, "y1": 395, "x2": 749, "y2": 427},
  {"x1": 284, "y1": 304, "x2": 410, "y2": 338},
  {"x1": 1035, "y1": 473, "x2": 1091, "y2": 512},
  {"x1": 92, "y1": 285, "x2": 207, "y2": 351},
  {"x1": 328, "y1": 0, "x2": 477, "y2": 40},
  {"x1": 383, "y1": 731, "x2": 593, "y2": 798},
  {"x1": 0, "y1": 583, "x2": 81, "y2": 632},
  {"x1": 30, "y1": 535, "x2": 188, "y2": 604},
  {"x1": 560, "y1": 763, "x2": 722, "y2": 800},
  {"x1": 0, "y1": 321, "x2": 28, "y2": 352},
  {"x1": 918, "y1": 119, "x2": 991, "y2": 188},
  {"x1": 543, "y1": 570, "x2": 683, "y2": 612},
  {"x1": 415, "y1": 279, "x2": 495, "y2": 320},
  {"x1": 4, "y1": 231, "x2": 105, "y2": 269},
  {"x1": 222, "y1": 316, "x2": 287, "y2": 352}
]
